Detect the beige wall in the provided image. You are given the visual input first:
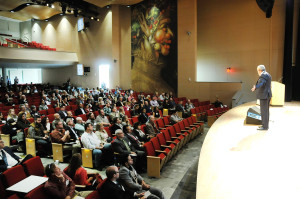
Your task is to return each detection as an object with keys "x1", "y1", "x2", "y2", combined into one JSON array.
[
  {"x1": 177, "y1": 0, "x2": 286, "y2": 106},
  {"x1": 39, "y1": 7, "x2": 131, "y2": 89}
]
